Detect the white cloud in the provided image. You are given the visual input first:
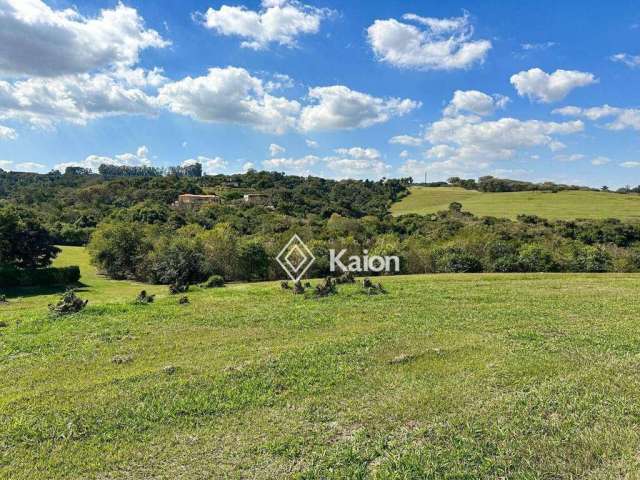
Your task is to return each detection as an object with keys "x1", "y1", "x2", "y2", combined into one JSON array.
[
  {"x1": 0, "y1": 0, "x2": 168, "y2": 77},
  {"x1": 552, "y1": 104, "x2": 640, "y2": 131},
  {"x1": 54, "y1": 145, "x2": 151, "y2": 172},
  {"x1": 299, "y1": 85, "x2": 419, "y2": 131},
  {"x1": 400, "y1": 150, "x2": 410, "y2": 158},
  {"x1": 592, "y1": 156, "x2": 611, "y2": 166},
  {"x1": 0, "y1": 124, "x2": 16, "y2": 139},
  {"x1": 621, "y1": 161, "x2": 640, "y2": 168},
  {"x1": 183, "y1": 155, "x2": 227, "y2": 174},
  {"x1": 510, "y1": 68, "x2": 597, "y2": 103},
  {"x1": 305, "y1": 139, "x2": 319, "y2": 148},
  {"x1": 111, "y1": 67, "x2": 168, "y2": 88},
  {"x1": 367, "y1": 12, "x2": 491, "y2": 70},
  {"x1": 611, "y1": 53, "x2": 640, "y2": 69},
  {"x1": 0, "y1": 74, "x2": 159, "y2": 127},
  {"x1": 389, "y1": 134, "x2": 423, "y2": 146},
  {"x1": 269, "y1": 143, "x2": 286, "y2": 156},
  {"x1": 200, "y1": 0, "x2": 332, "y2": 50},
  {"x1": 324, "y1": 147, "x2": 391, "y2": 179},
  {"x1": 521, "y1": 42, "x2": 556, "y2": 51},
  {"x1": 158, "y1": 67, "x2": 301, "y2": 134},
  {"x1": 242, "y1": 161, "x2": 255, "y2": 172},
  {"x1": 0, "y1": 159, "x2": 12, "y2": 169},
  {"x1": 263, "y1": 154, "x2": 319, "y2": 175},
  {"x1": 443, "y1": 90, "x2": 509, "y2": 116},
  {"x1": 554, "y1": 153, "x2": 585, "y2": 162},
  {"x1": 15, "y1": 161, "x2": 46, "y2": 172}
]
